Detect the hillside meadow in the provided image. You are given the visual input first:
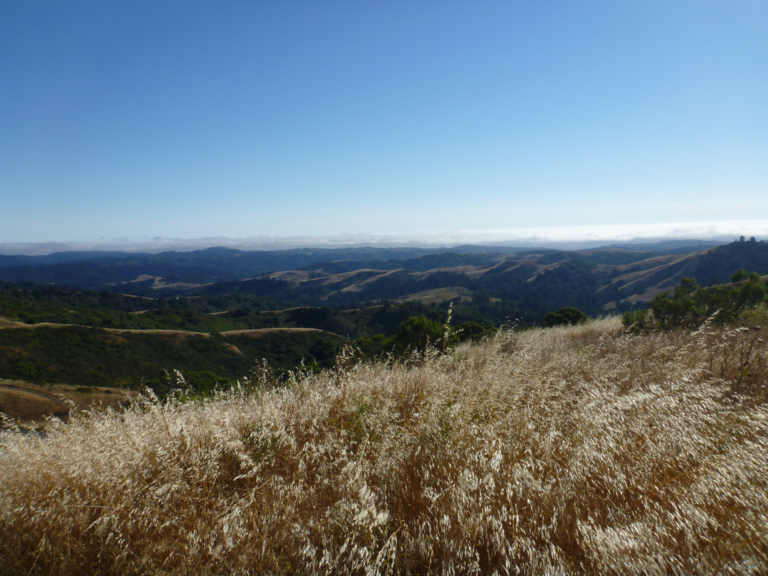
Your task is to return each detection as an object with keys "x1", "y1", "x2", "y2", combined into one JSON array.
[{"x1": 1, "y1": 317, "x2": 767, "y2": 574}]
